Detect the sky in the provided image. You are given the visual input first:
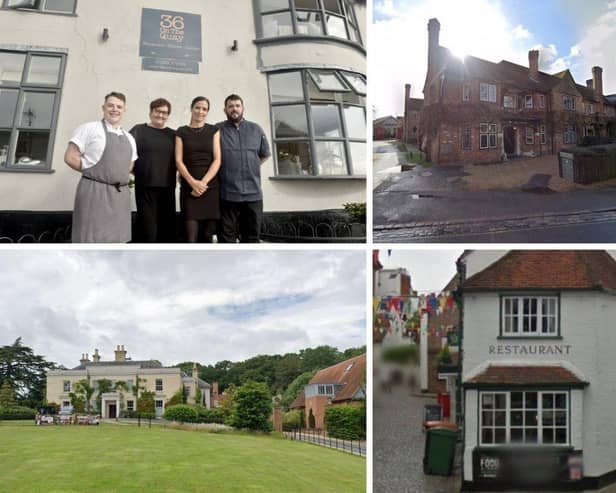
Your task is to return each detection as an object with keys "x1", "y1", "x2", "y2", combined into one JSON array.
[
  {"x1": 377, "y1": 249, "x2": 463, "y2": 292},
  {"x1": 372, "y1": 0, "x2": 616, "y2": 117},
  {"x1": 0, "y1": 250, "x2": 366, "y2": 369}
]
